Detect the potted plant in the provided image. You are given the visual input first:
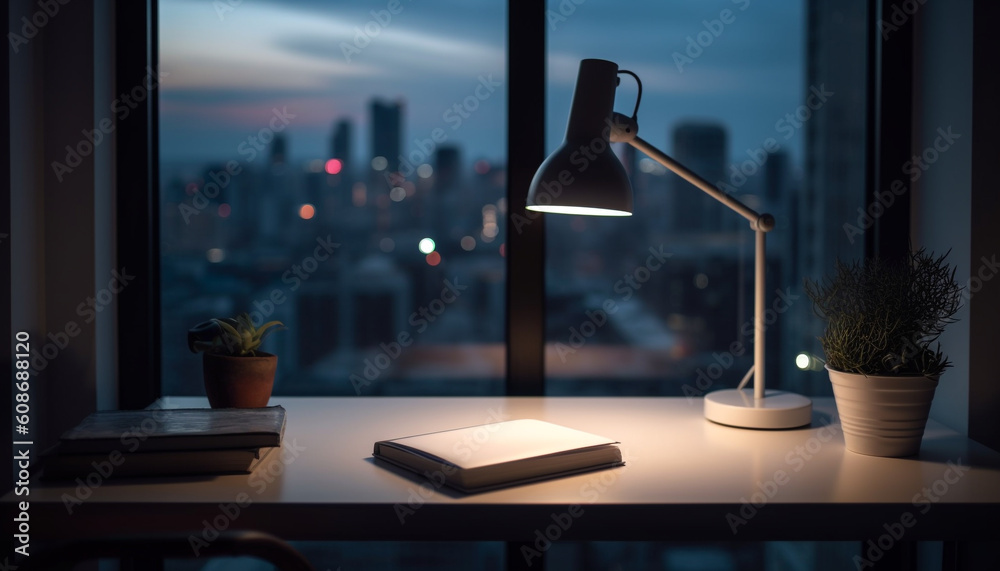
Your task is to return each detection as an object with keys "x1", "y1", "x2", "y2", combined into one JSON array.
[
  {"x1": 804, "y1": 249, "x2": 963, "y2": 457},
  {"x1": 188, "y1": 313, "x2": 285, "y2": 408}
]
